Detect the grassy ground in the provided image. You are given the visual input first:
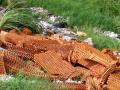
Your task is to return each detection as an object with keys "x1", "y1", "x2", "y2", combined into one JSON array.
[
  {"x1": 27, "y1": 0, "x2": 120, "y2": 50},
  {"x1": 0, "y1": 73, "x2": 60, "y2": 90}
]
